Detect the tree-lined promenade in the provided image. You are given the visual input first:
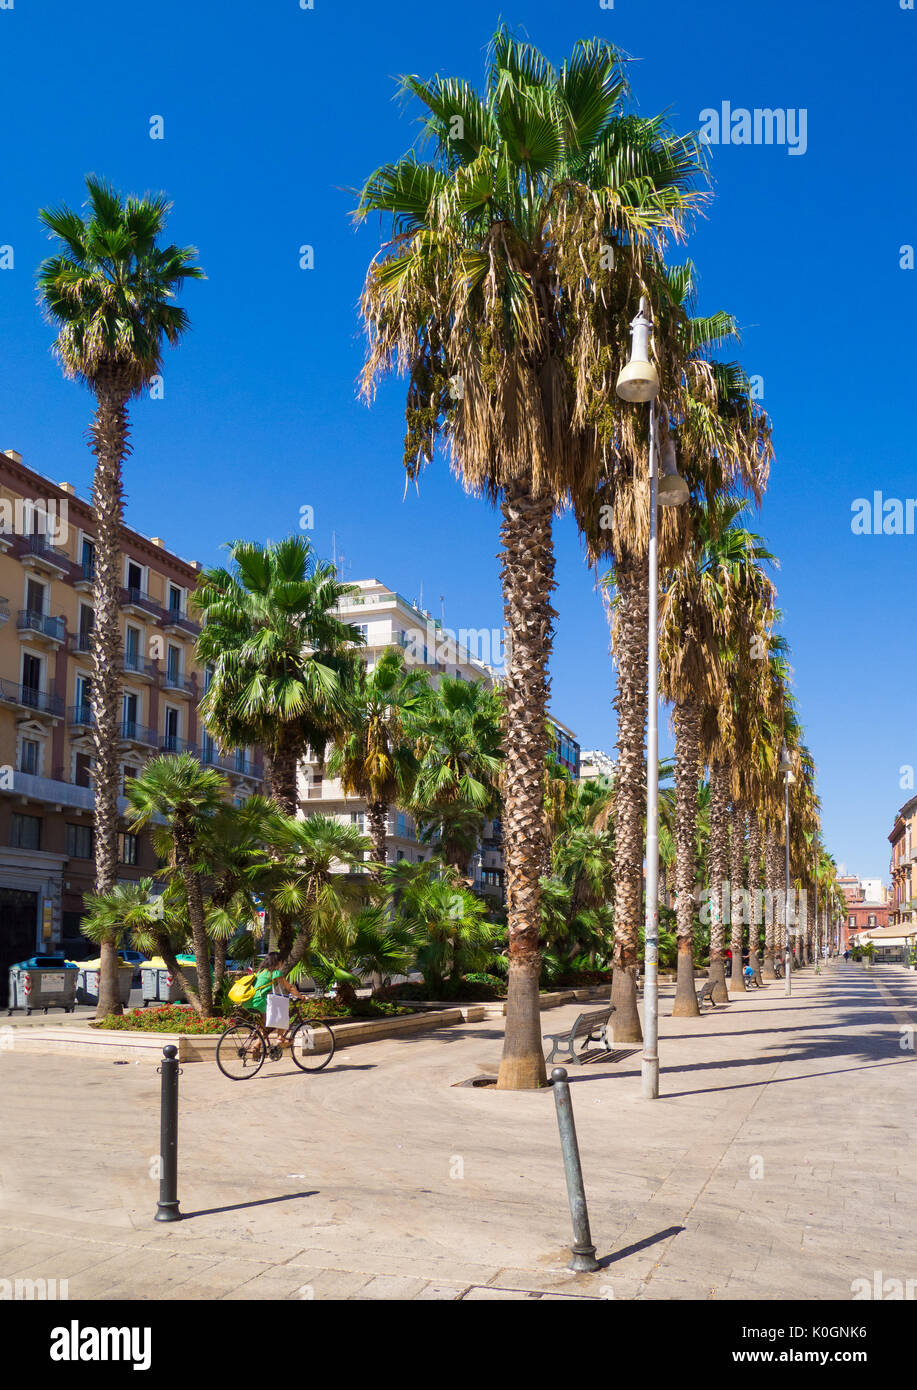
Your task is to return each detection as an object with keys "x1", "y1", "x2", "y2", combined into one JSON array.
[{"x1": 34, "y1": 27, "x2": 847, "y2": 1088}]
